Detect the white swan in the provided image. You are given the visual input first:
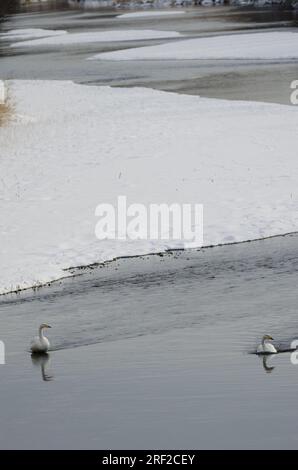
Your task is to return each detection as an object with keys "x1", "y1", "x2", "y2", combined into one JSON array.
[
  {"x1": 257, "y1": 334, "x2": 277, "y2": 354},
  {"x1": 30, "y1": 324, "x2": 52, "y2": 353}
]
